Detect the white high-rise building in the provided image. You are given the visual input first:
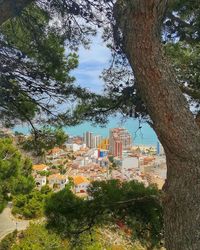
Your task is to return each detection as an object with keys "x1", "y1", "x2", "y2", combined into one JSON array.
[
  {"x1": 92, "y1": 135, "x2": 102, "y2": 148},
  {"x1": 83, "y1": 132, "x2": 94, "y2": 148},
  {"x1": 83, "y1": 132, "x2": 102, "y2": 149}
]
